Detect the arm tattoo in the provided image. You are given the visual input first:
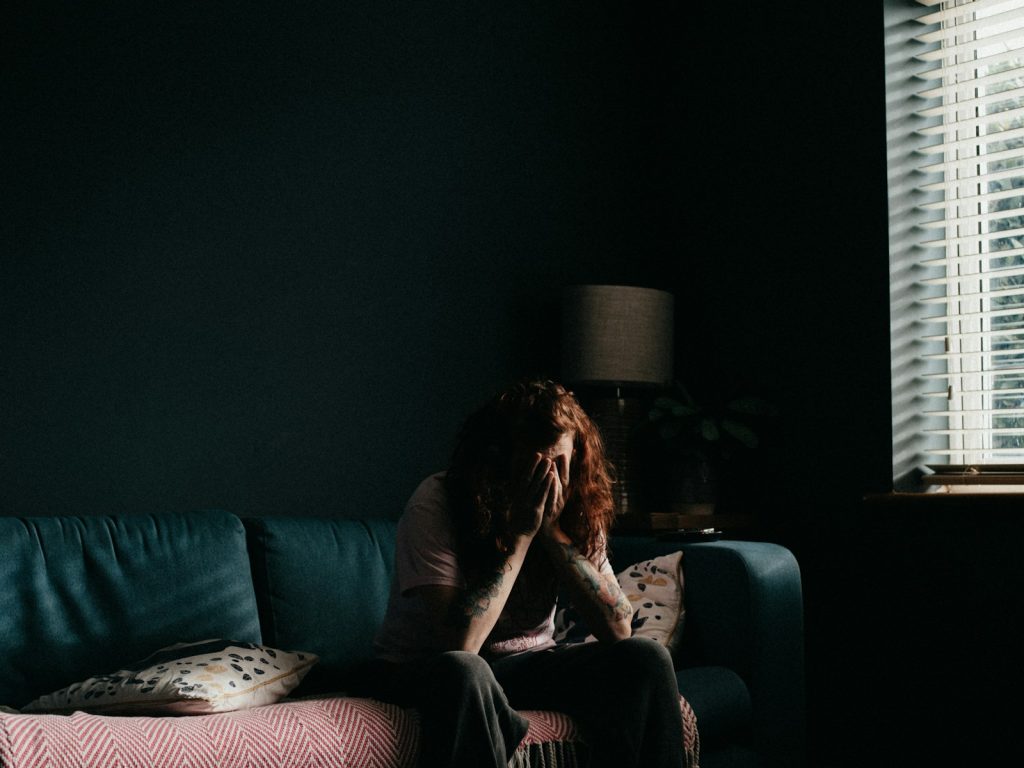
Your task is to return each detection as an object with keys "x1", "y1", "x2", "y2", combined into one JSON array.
[
  {"x1": 557, "y1": 542, "x2": 633, "y2": 622},
  {"x1": 446, "y1": 564, "x2": 508, "y2": 629}
]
